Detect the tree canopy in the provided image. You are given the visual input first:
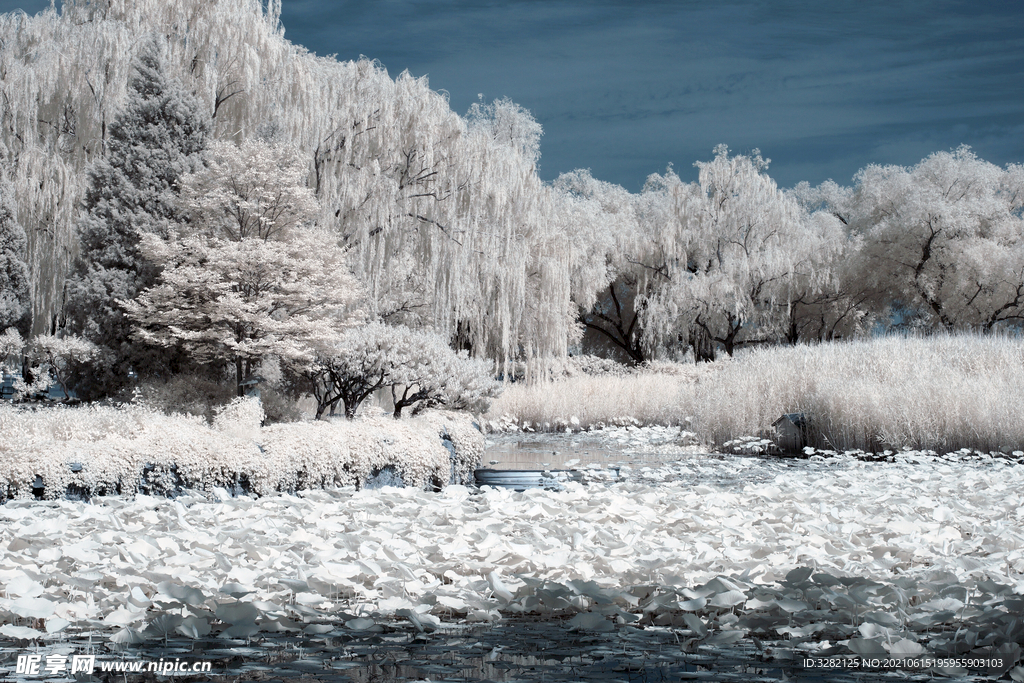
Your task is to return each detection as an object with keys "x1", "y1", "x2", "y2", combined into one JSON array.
[{"x1": 2, "y1": 0, "x2": 1024, "y2": 404}]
